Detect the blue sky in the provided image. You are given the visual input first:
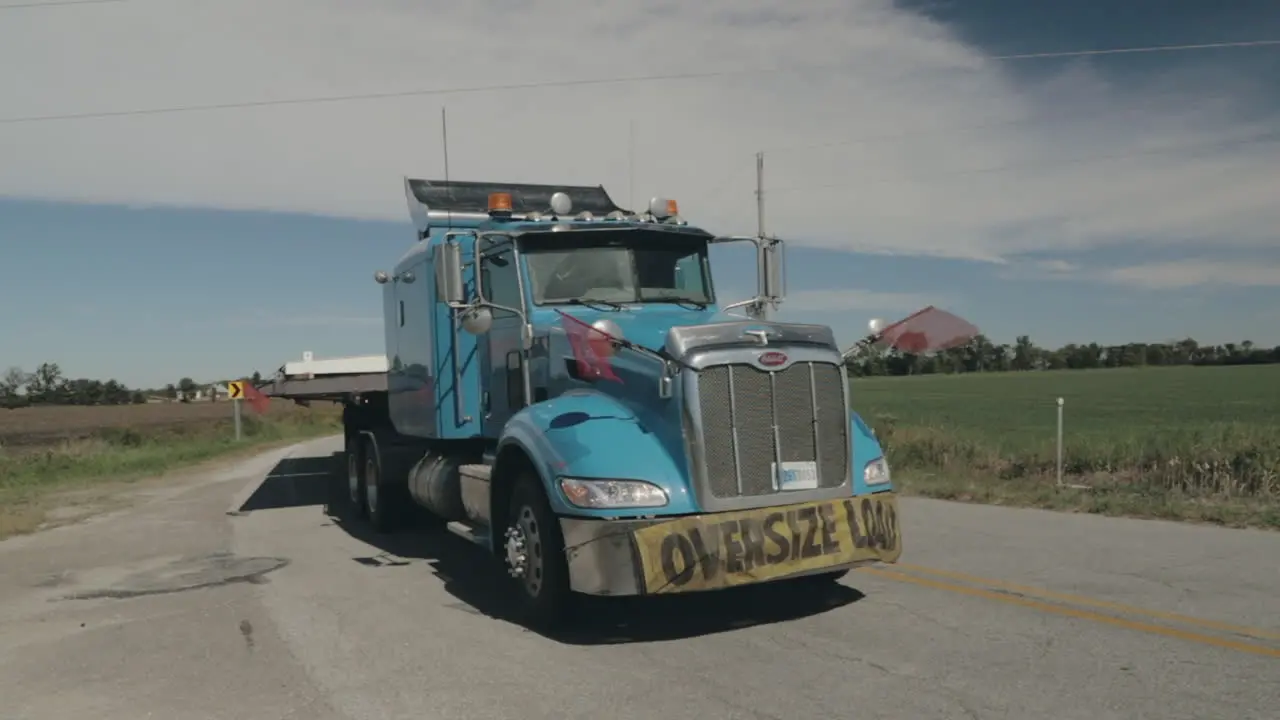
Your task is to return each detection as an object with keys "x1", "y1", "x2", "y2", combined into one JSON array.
[{"x1": 2, "y1": 0, "x2": 1278, "y2": 389}]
